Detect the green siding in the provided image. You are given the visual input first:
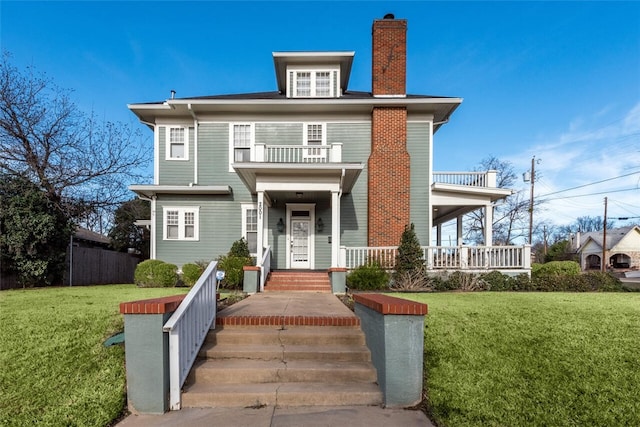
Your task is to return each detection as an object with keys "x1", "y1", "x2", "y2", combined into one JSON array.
[
  {"x1": 256, "y1": 123, "x2": 302, "y2": 145},
  {"x1": 328, "y1": 122, "x2": 370, "y2": 247},
  {"x1": 407, "y1": 122, "x2": 431, "y2": 245},
  {"x1": 158, "y1": 126, "x2": 195, "y2": 185}
]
